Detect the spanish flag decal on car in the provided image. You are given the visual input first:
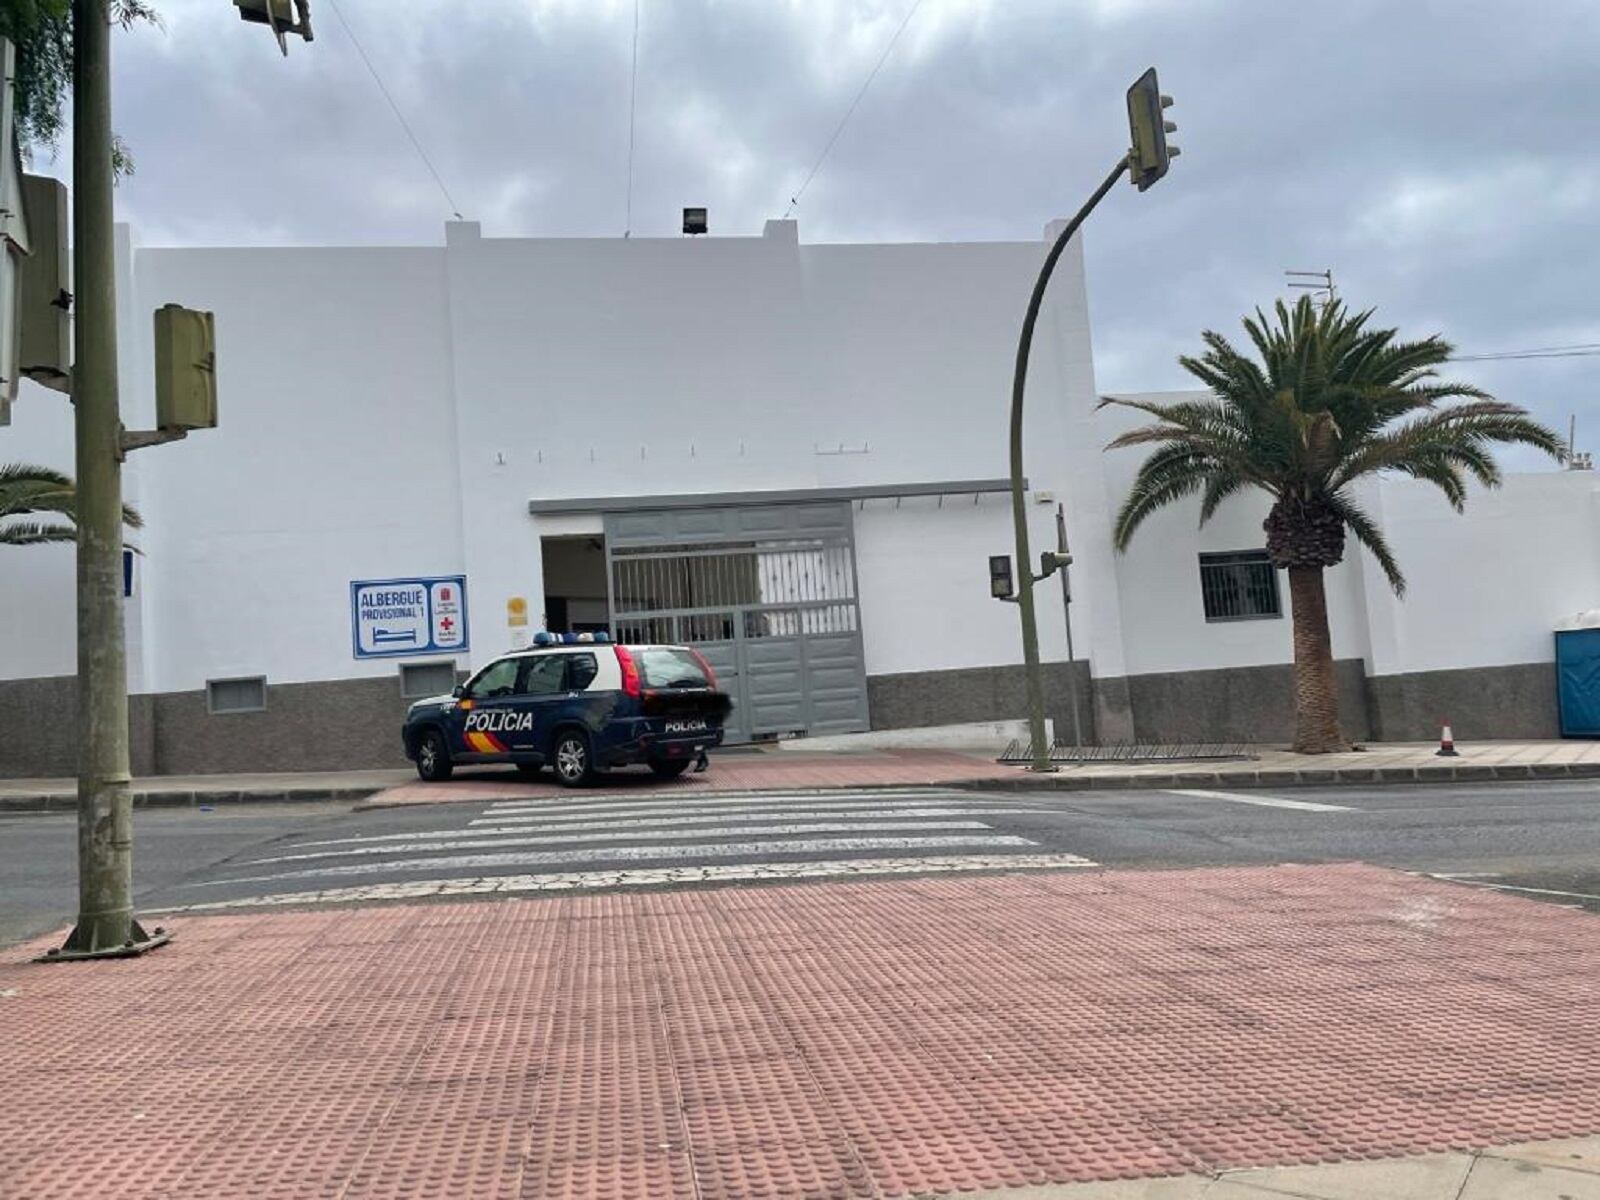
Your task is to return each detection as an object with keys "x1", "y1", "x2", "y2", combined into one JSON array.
[{"x1": 465, "y1": 731, "x2": 507, "y2": 754}]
